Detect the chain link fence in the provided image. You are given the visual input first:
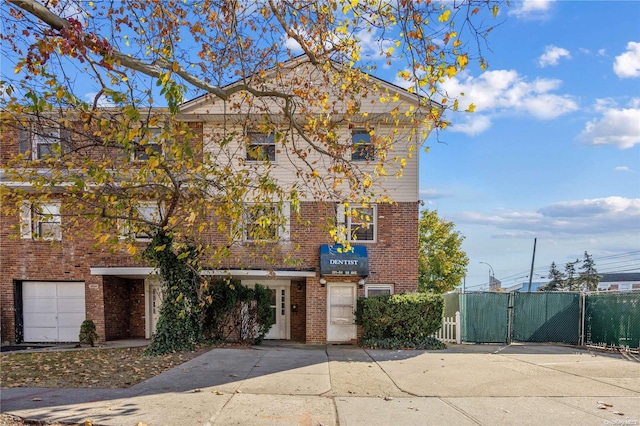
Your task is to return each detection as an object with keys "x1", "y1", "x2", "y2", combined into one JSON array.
[
  {"x1": 447, "y1": 290, "x2": 639, "y2": 350},
  {"x1": 585, "y1": 292, "x2": 640, "y2": 350}
]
